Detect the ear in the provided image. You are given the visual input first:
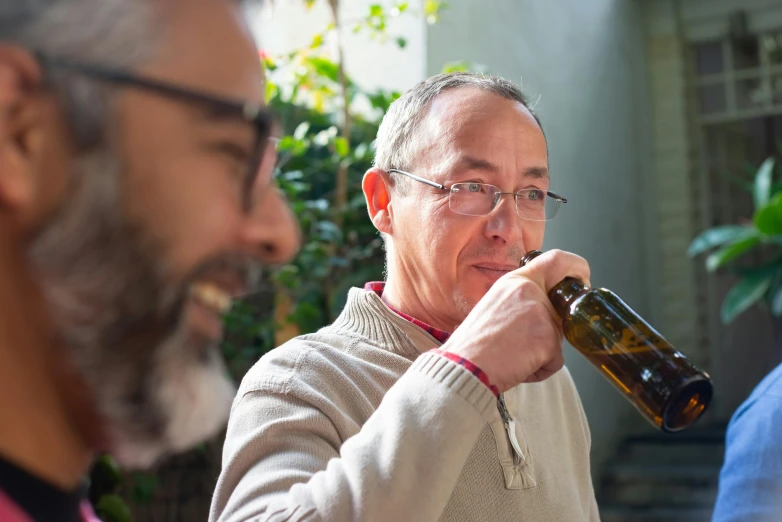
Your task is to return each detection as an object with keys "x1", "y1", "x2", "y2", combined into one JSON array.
[
  {"x1": 362, "y1": 167, "x2": 394, "y2": 236},
  {"x1": 0, "y1": 46, "x2": 67, "y2": 232}
]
